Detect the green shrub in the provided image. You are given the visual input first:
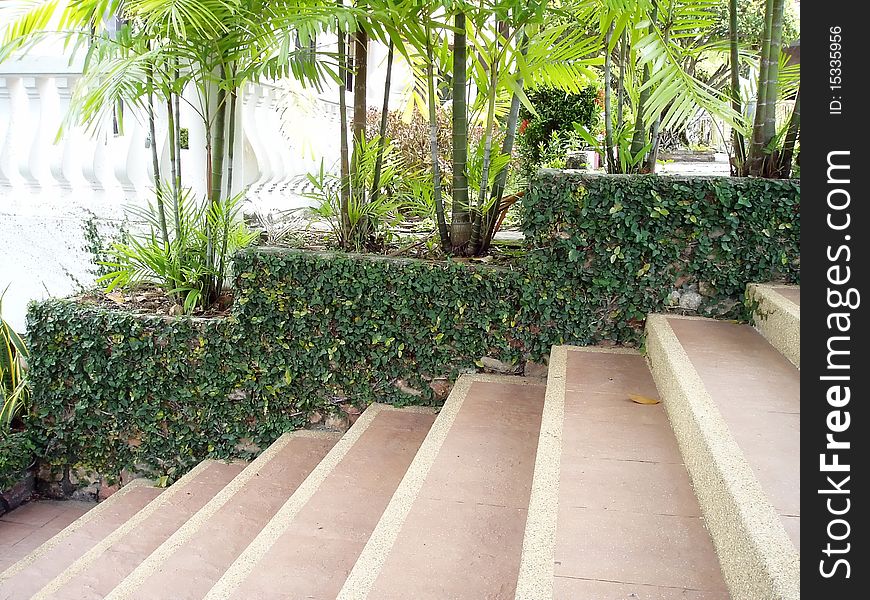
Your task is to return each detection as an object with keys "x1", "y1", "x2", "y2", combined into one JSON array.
[
  {"x1": 521, "y1": 171, "x2": 800, "y2": 339},
  {"x1": 1, "y1": 431, "x2": 35, "y2": 491},
  {"x1": 518, "y1": 84, "x2": 600, "y2": 173}
]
